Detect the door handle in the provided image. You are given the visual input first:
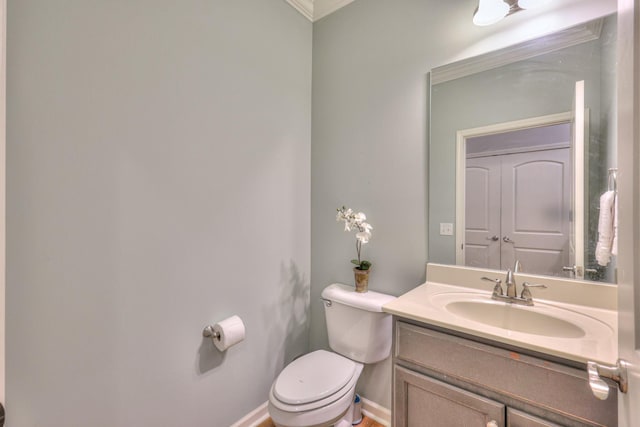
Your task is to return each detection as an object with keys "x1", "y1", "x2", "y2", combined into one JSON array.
[
  {"x1": 502, "y1": 236, "x2": 514, "y2": 243},
  {"x1": 486, "y1": 235, "x2": 499, "y2": 241},
  {"x1": 563, "y1": 265, "x2": 584, "y2": 276},
  {"x1": 587, "y1": 359, "x2": 629, "y2": 400}
]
